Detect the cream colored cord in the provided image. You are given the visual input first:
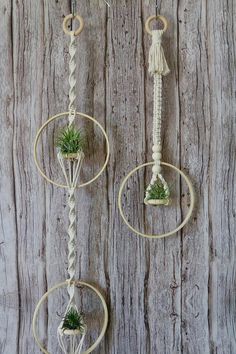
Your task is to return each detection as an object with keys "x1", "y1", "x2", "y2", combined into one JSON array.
[{"x1": 145, "y1": 30, "x2": 170, "y2": 203}]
